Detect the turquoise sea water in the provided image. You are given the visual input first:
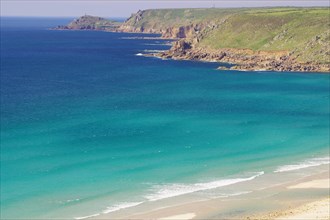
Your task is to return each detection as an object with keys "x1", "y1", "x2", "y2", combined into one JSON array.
[{"x1": 1, "y1": 17, "x2": 329, "y2": 219}]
